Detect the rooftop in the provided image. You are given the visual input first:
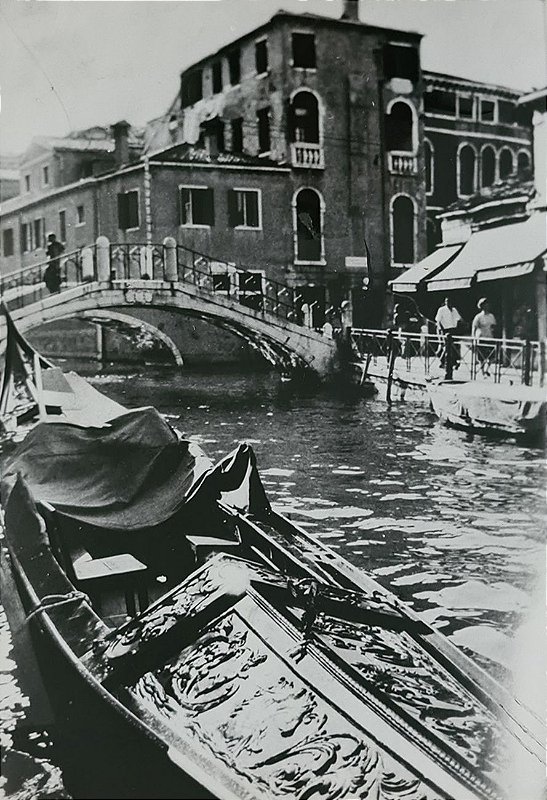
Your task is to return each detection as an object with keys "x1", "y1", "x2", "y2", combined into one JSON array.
[
  {"x1": 441, "y1": 177, "x2": 535, "y2": 217},
  {"x1": 151, "y1": 143, "x2": 287, "y2": 169}
]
